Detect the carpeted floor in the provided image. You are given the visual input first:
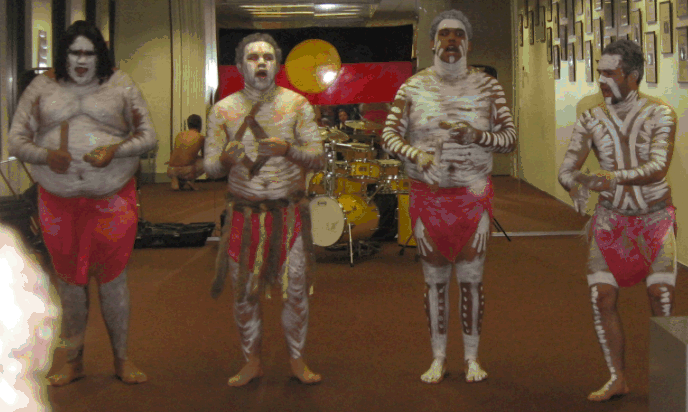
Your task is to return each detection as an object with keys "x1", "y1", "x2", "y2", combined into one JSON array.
[{"x1": 45, "y1": 176, "x2": 687, "y2": 412}]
